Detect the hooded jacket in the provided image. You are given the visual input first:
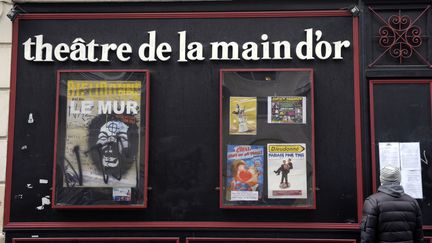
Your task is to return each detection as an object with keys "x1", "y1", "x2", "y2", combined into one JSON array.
[{"x1": 360, "y1": 184, "x2": 423, "y2": 243}]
